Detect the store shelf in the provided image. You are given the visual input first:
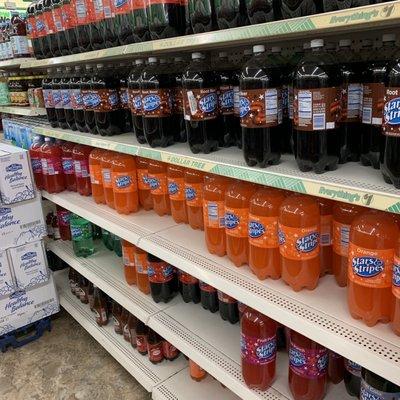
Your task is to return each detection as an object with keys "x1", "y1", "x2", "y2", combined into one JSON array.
[
  {"x1": 42, "y1": 190, "x2": 400, "y2": 386},
  {"x1": 0, "y1": 106, "x2": 47, "y2": 116},
  {"x1": 0, "y1": 57, "x2": 33, "y2": 70},
  {"x1": 54, "y1": 270, "x2": 188, "y2": 392},
  {"x1": 20, "y1": 1, "x2": 400, "y2": 69}
]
